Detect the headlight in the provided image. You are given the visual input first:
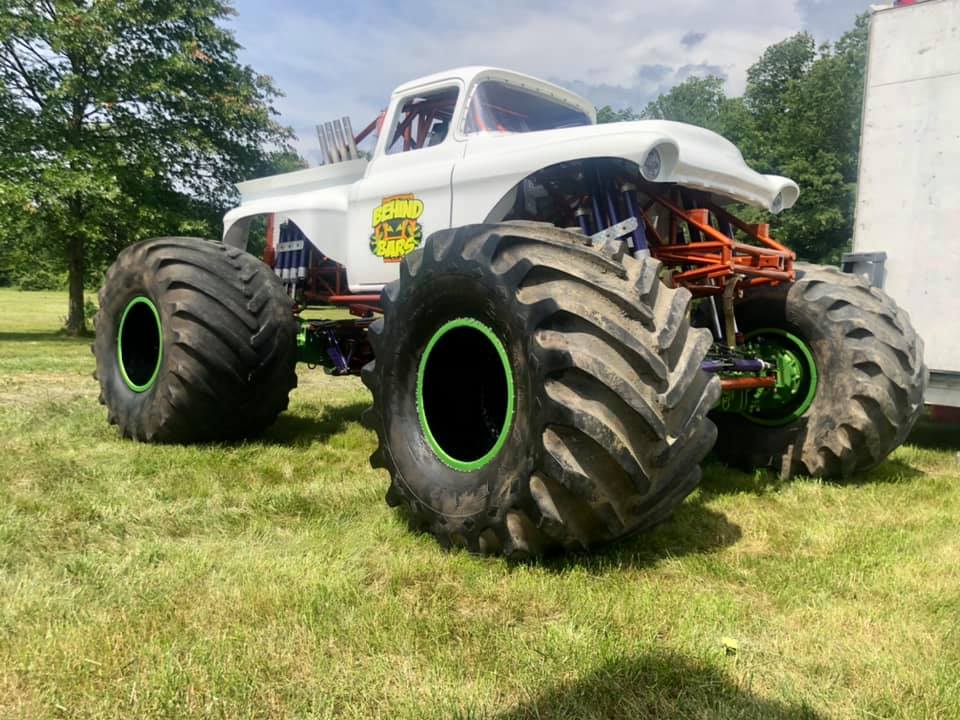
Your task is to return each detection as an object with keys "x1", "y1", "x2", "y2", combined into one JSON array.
[
  {"x1": 641, "y1": 148, "x2": 661, "y2": 181},
  {"x1": 771, "y1": 192, "x2": 784, "y2": 214}
]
